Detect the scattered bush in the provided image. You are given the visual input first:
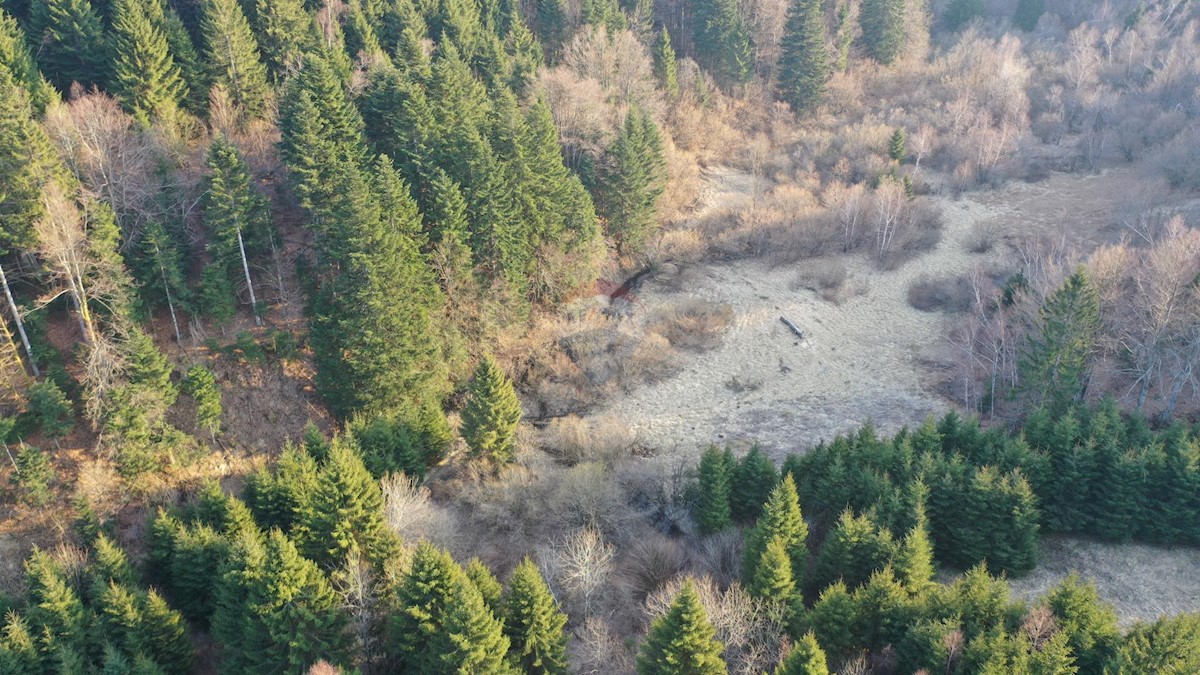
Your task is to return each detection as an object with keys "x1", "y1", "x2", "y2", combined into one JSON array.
[
  {"x1": 792, "y1": 260, "x2": 851, "y2": 303},
  {"x1": 907, "y1": 275, "x2": 976, "y2": 313},
  {"x1": 964, "y1": 219, "x2": 1003, "y2": 254}
]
